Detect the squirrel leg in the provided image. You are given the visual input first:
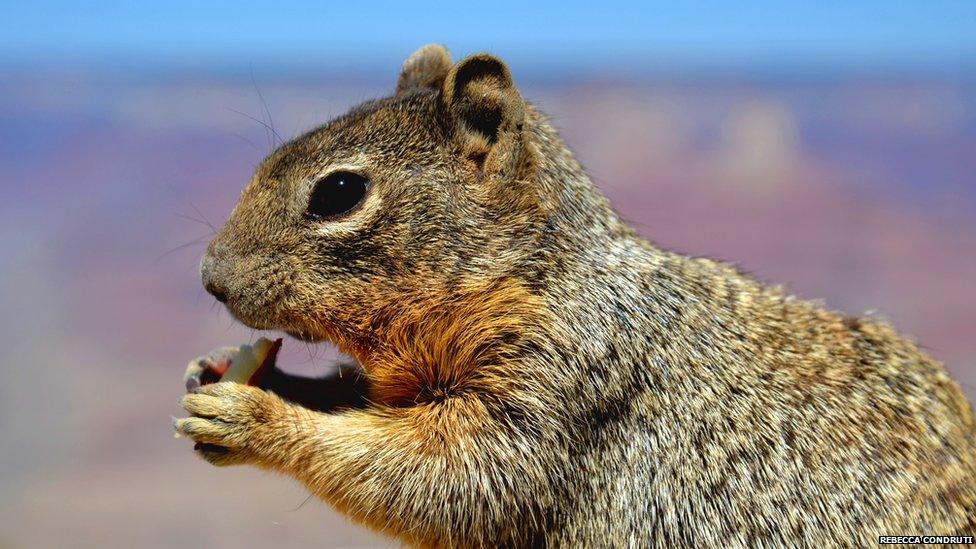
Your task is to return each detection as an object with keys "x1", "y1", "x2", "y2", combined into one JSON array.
[{"x1": 259, "y1": 394, "x2": 549, "y2": 547}]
